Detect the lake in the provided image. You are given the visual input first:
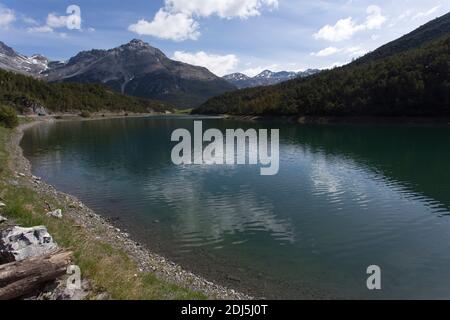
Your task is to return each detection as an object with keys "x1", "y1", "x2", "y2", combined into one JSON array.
[{"x1": 21, "y1": 116, "x2": 450, "y2": 299}]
